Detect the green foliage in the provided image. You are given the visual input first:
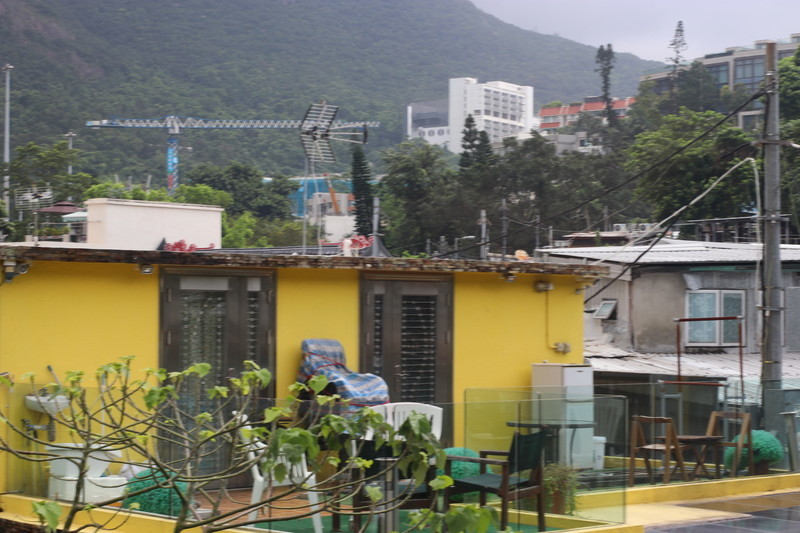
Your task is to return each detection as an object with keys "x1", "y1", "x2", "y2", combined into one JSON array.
[
  {"x1": 543, "y1": 463, "x2": 579, "y2": 515},
  {"x1": 595, "y1": 44, "x2": 617, "y2": 125},
  {"x1": 350, "y1": 144, "x2": 373, "y2": 236},
  {"x1": 379, "y1": 140, "x2": 457, "y2": 254},
  {"x1": 124, "y1": 470, "x2": 188, "y2": 517},
  {"x1": 780, "y1": 50, "x2": 800, "y2": 121},
  {"x1": 626, "y1": 108, "x2": 757, "y2": 221},
  {"x1": 32, "y1": 500, "x2": 62, "y2": 533},
  {"x1": 221, "y1": 211, "x2": 262, "y2": 248},
  {"x1": 0, "y1": 358, "x2": 485, "y2": 532},
  {"x1": 1, "y1": 0, "x2": 660, "y2": 182}
]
